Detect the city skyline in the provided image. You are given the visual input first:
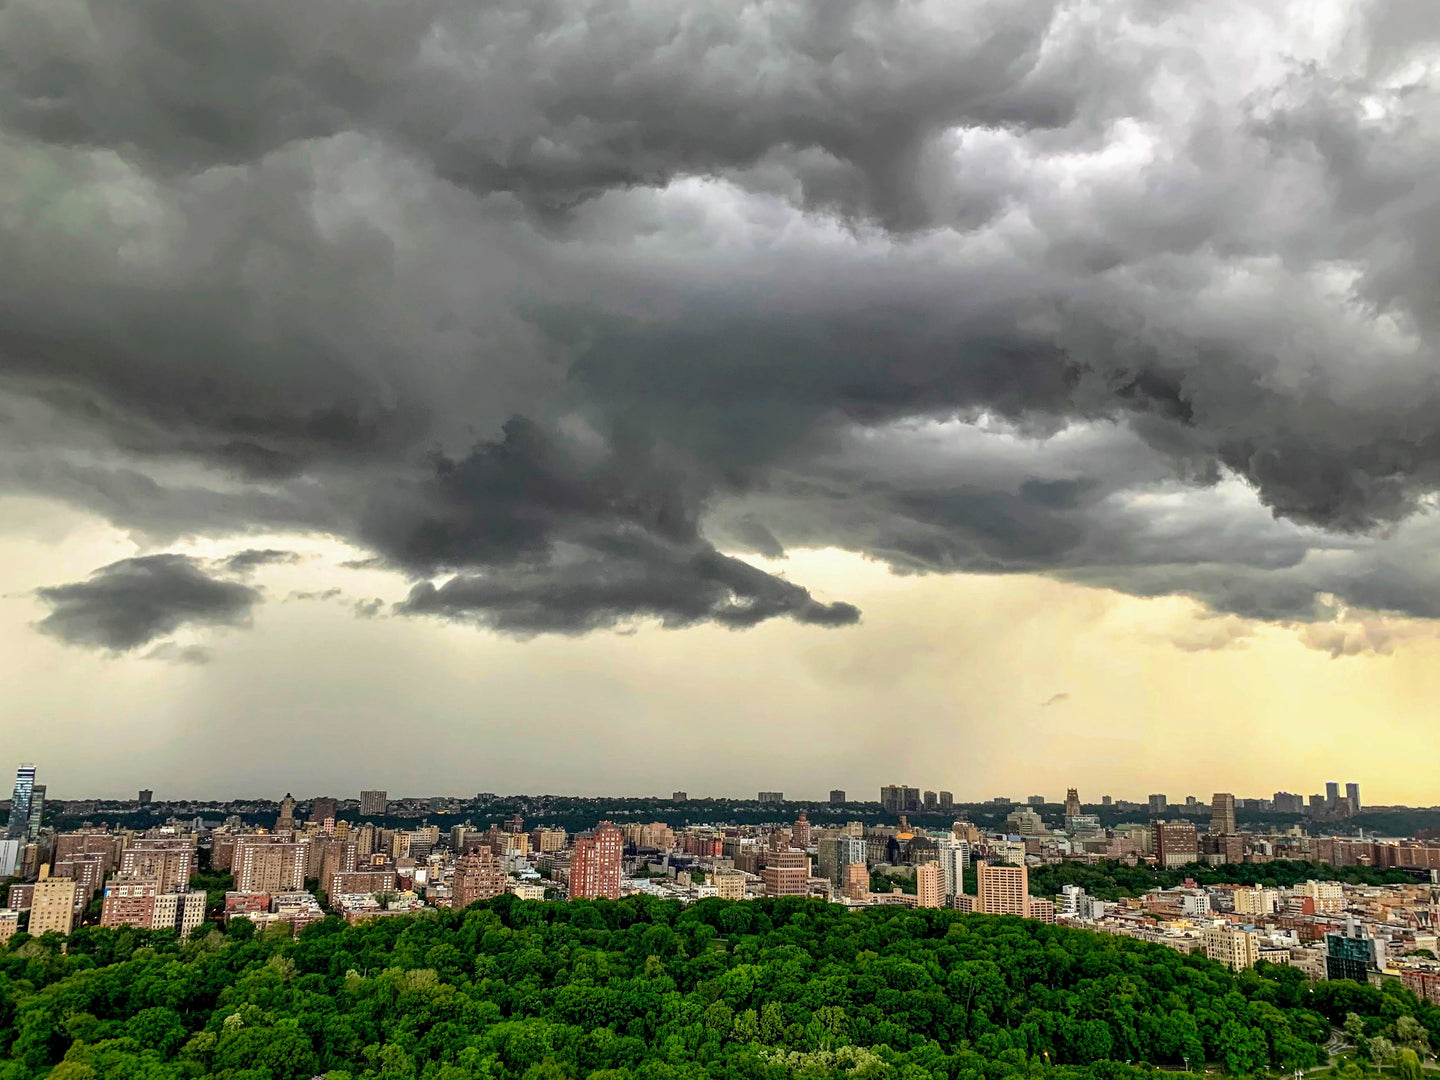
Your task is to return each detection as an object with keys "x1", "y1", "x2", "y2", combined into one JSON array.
[
  {"x1": 5, "y1": 0, "x2": 1440, "y2": 802},
  {"x1": 6, "y1": 759, "x2": 1405, "y2": 814}
]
